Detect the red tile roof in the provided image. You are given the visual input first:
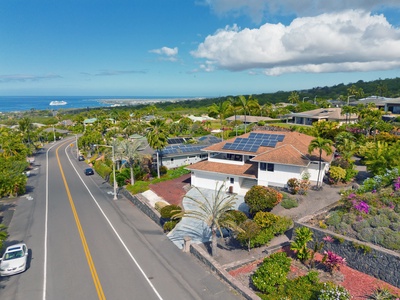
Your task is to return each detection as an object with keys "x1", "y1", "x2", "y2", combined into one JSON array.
[
  {"x1": 199, "y1": 130, "x2": 334, "y2": 165},
  {"x1": 187, "y1": 160, "x2": 258, "y2": 178}
]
